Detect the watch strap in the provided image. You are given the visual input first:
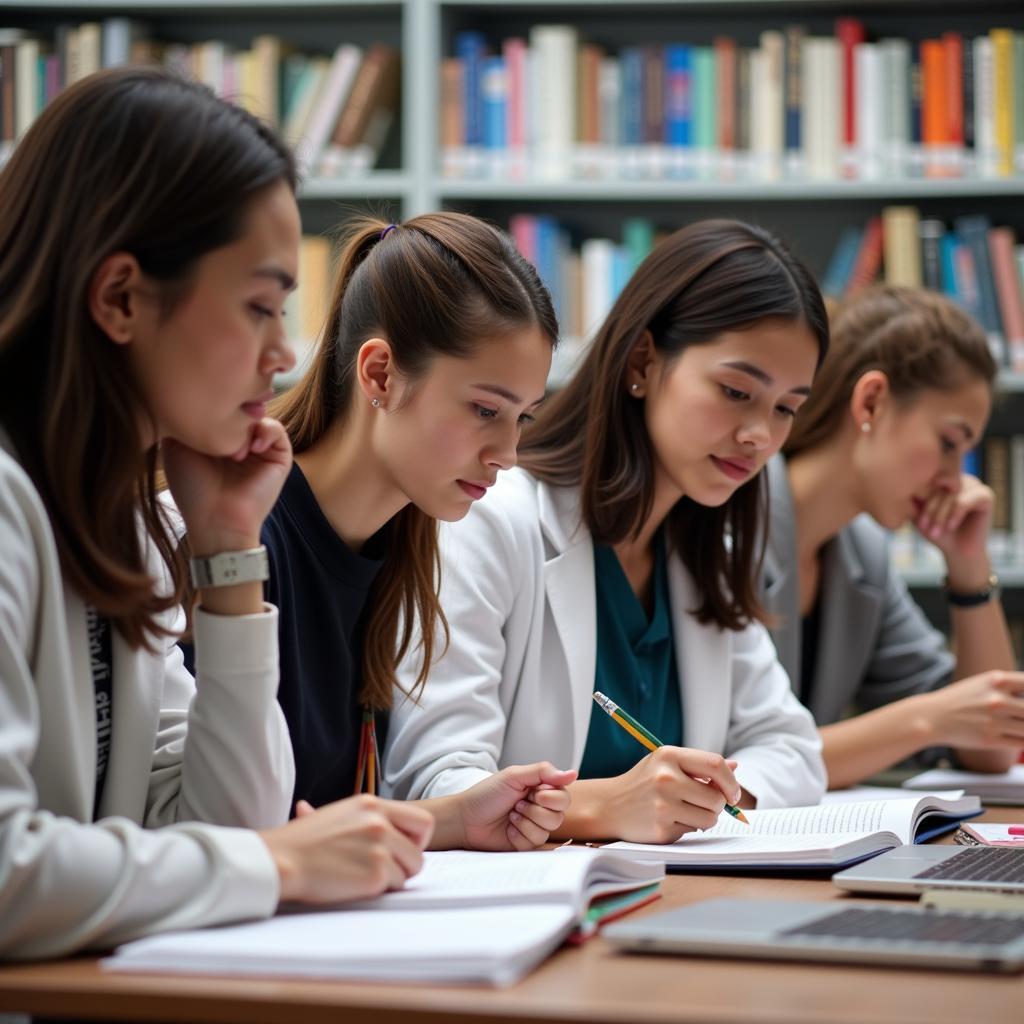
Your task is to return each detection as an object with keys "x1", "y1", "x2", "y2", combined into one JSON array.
[{"x1": 189, "y1": 545, "x2": 270, "y2": 589}]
